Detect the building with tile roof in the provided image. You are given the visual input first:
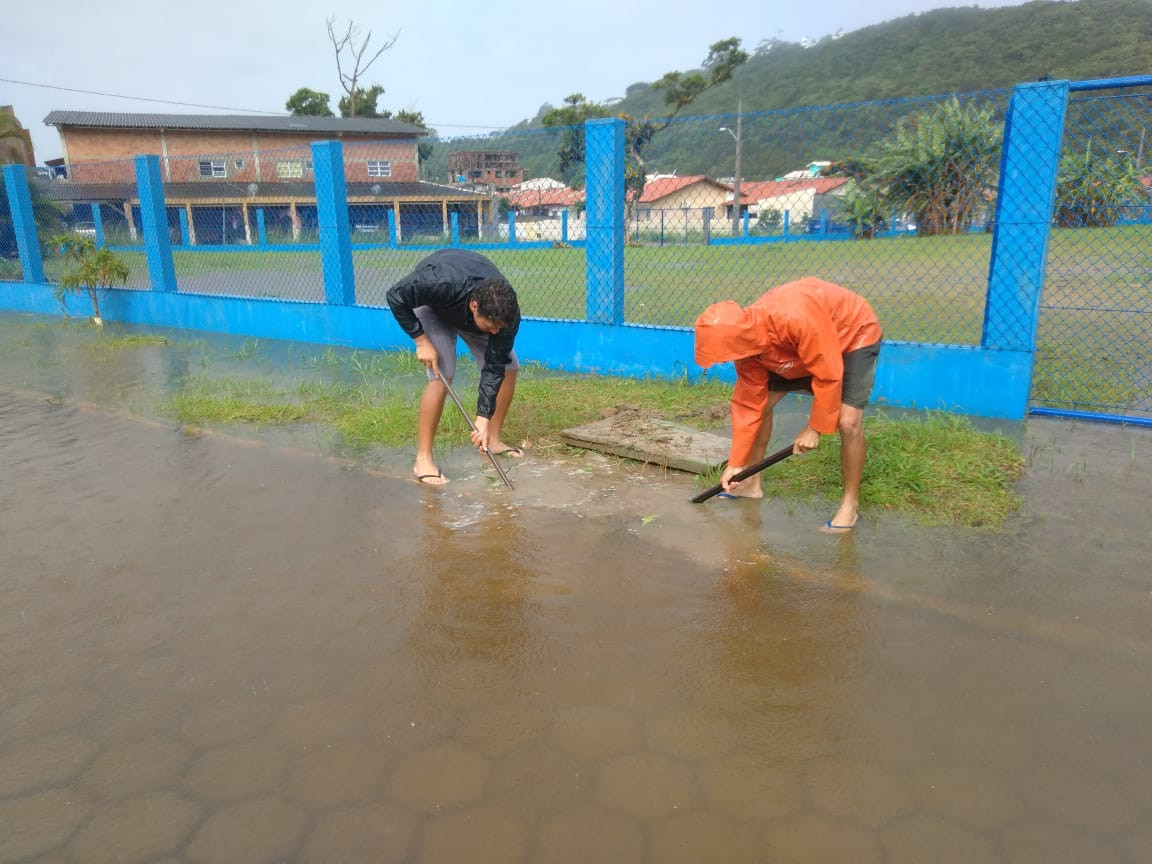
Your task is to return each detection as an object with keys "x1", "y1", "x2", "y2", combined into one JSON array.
[
  {"x1": 631, "y1": 175, "x2": 737, "y2": 237},
  {"x1": 740, "y1": 177, "x2": 851, "y2": 225},
  {"x1": 39, "y1": 111, "x2": 495, "y2": 244}
]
